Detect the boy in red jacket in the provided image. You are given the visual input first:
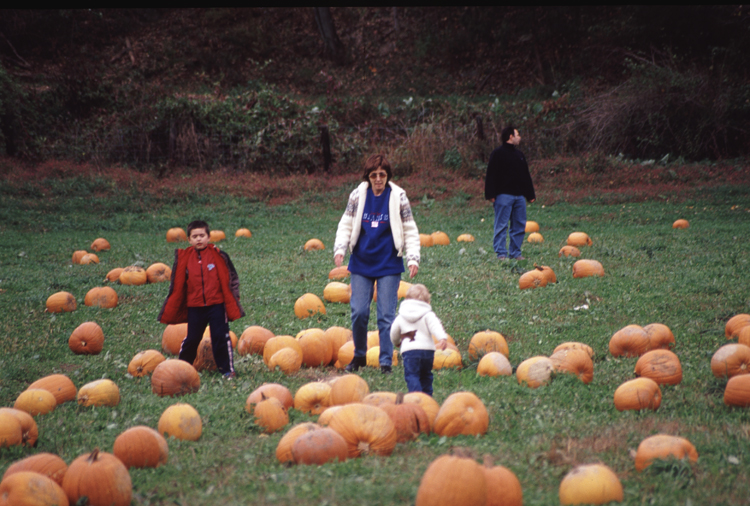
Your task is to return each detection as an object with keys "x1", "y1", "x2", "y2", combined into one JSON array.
[{"x1": 158, "y1": 220, "x2": 245, "y2": 379}]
